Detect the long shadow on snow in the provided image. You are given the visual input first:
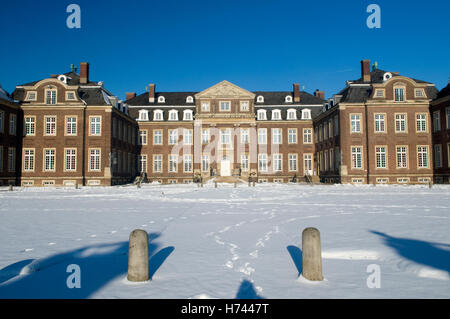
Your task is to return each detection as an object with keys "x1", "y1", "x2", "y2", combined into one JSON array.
[
  {"x1": 286, "y1": 245, "x2": 302, "y2": 277},
  {"x1": 235, "y1": 279, "x2": 264, "y2": 299},
  {"x1": 0, "y1": 232, "x2": 174, "y2": 298},
  {"x1": 370, "y1": 230, "x2": 450, "y2": 274}
]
